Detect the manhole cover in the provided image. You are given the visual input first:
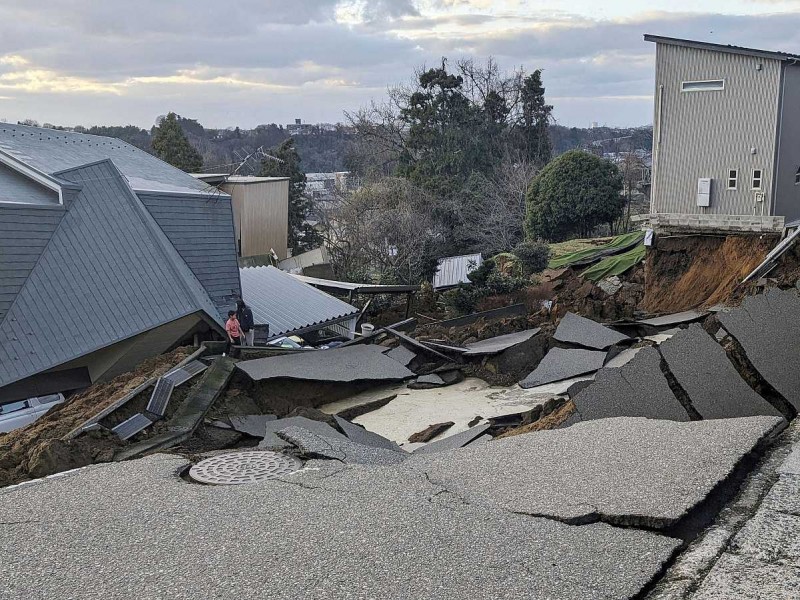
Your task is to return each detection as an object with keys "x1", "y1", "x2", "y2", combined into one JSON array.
[{"x1": 189, "y1": 451, "x2": 301, "y2": 485}]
